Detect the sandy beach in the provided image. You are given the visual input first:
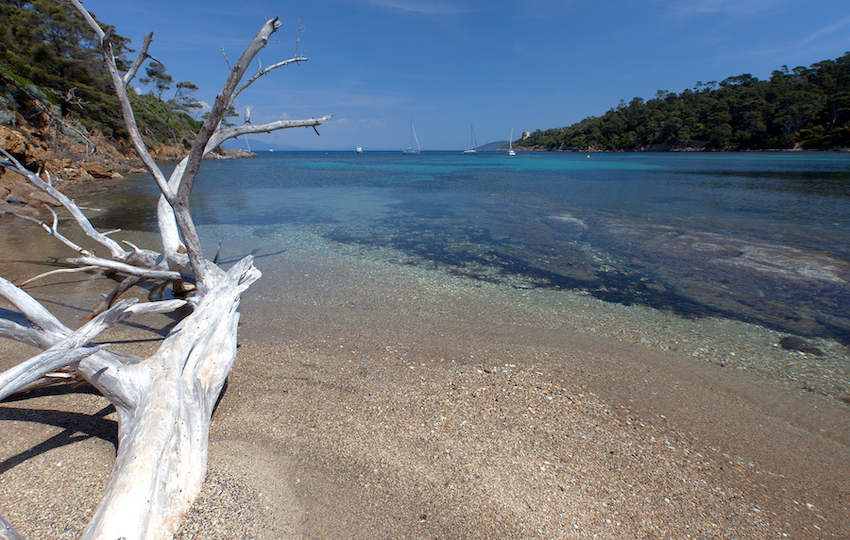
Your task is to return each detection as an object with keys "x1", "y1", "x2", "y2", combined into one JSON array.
[{"x1": 1, "y1": 224, "x2": 849, "y2": 539}]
